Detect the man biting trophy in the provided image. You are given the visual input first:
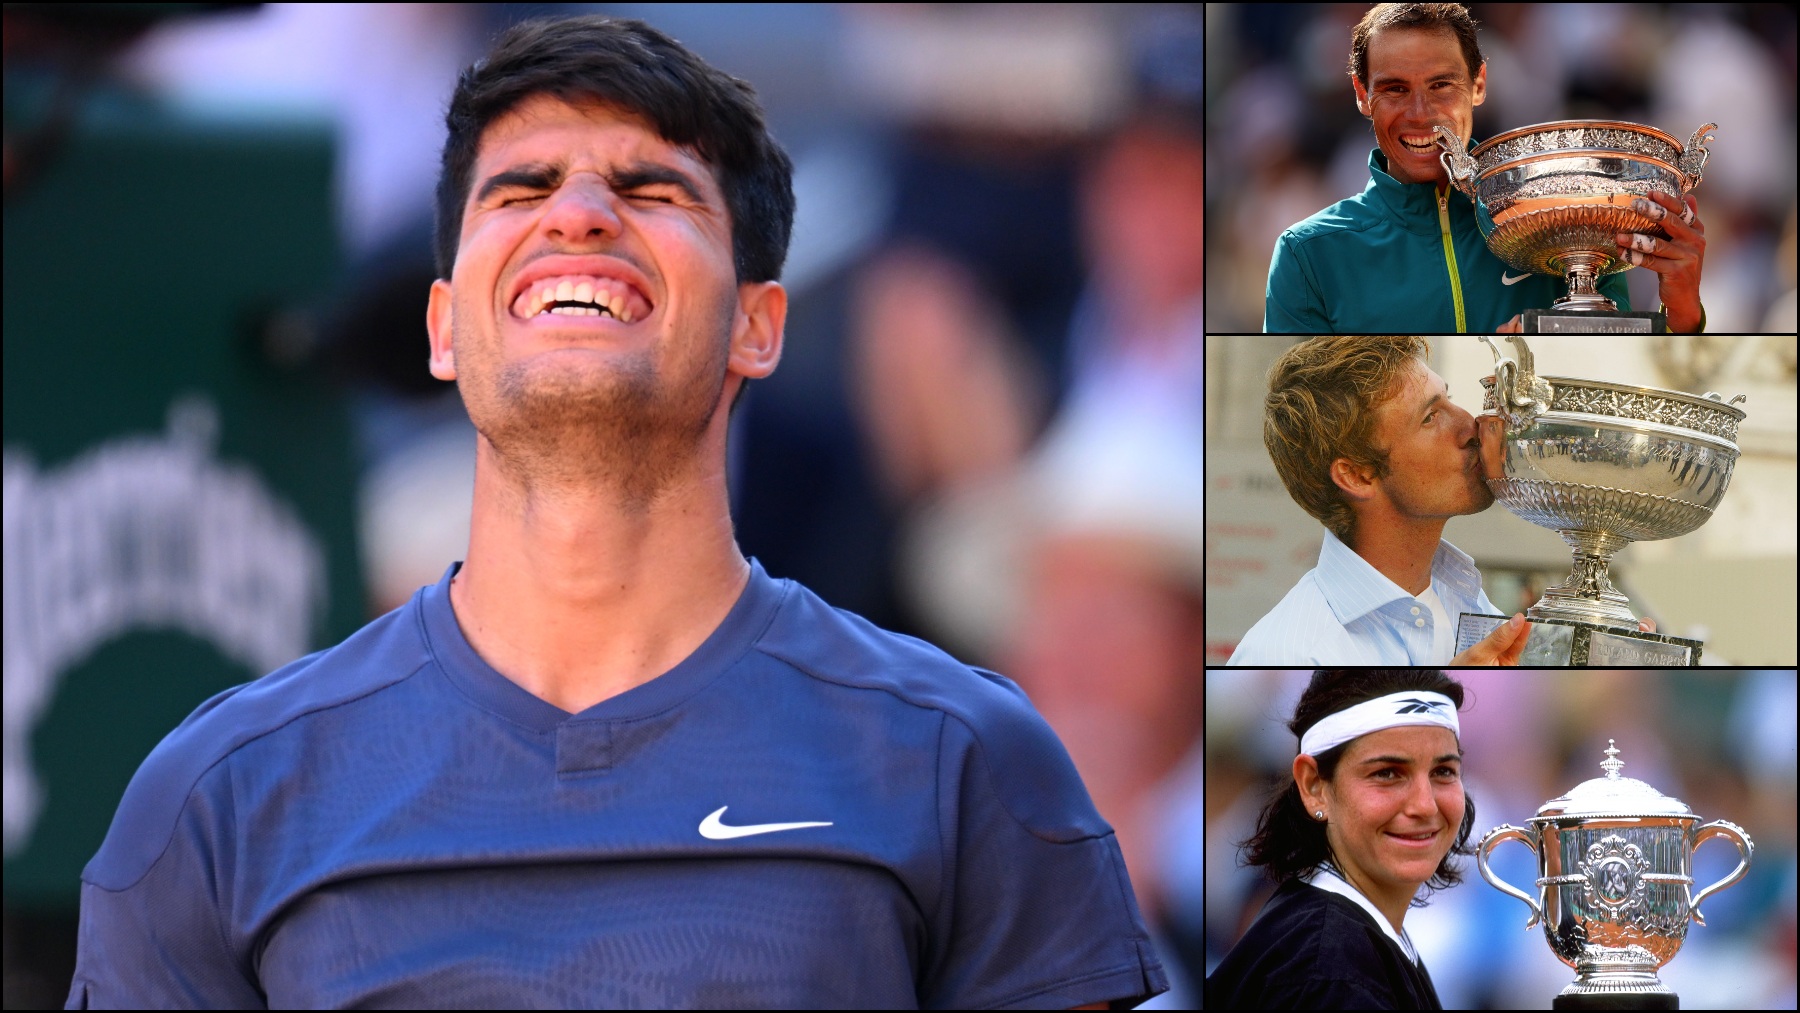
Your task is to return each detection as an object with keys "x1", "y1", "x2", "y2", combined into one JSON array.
[{"x1": 1265, "y1": 3, "x2": 1712, "y2": 335}]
